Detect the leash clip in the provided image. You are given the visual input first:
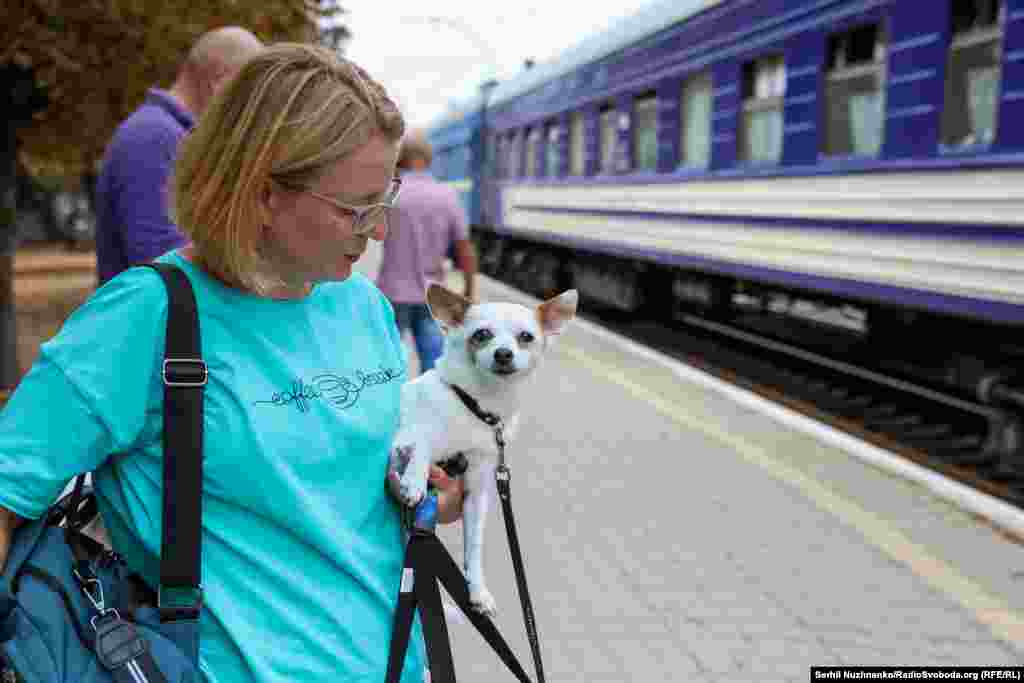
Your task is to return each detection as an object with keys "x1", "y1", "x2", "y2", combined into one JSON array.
[
  {"x1": 74, "y1": 566, "x2": 106, "y2": 614},
  {"x1": 491, "y1": 420, "x2": 506, "y2": 468}
]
